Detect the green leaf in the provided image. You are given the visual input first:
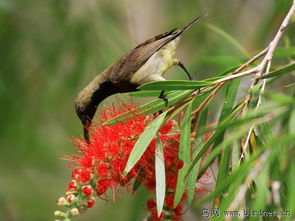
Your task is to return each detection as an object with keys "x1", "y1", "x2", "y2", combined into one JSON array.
[
  {"x1": 104, "y1": 90, "x2": 194, "y2": 126},
  {"x1": 199, "y1": 127, "x2": 248, "y2": 180},
  {"x1": 200, "y1": 55, "x2": 242, "y2": 67},
  {"x1": 174, "y1": 100, "x2": 193, "y2": 208},
  {"x1": 205, "y1": 23, "x2": 249, "y2": 58},
  {"x1": 196, "y1": 134, "x2": 295, "y2": 208},
  {"x1": 215, "y1": 135, "x2": 295, "y2": 218},
  {"x1": 124, "y1": 111, "x2": 167, "y2": 175},
  {"x1": 216, "y1": 152, "x2": 271, "y2": 221},
  {"x1": 264, "y1": 92, "x2": 295, "y2": 105},
  {"x1": 185, "y1": 110, "x2": 238, "y2": 178},
  {"x1": 286, "y1": 162, "x2": 295, "y2": 221},
  {"x1": 138, "y1": 80, "x2": 212, "y2": 91},
  {"x1": 289, "y1": 108, "x2": 295, "y2": 133},
  {"x1": 187, "y1": 107, "x2": 208, "y2": 205},
  {"x1": 231, "y1": 141, "x2": 240, "y2": 172},
  {"x1": 128, "y1": 90, "x2": 162, "y2": 97},
  {"x1": 198, "y1": 106, "x2": 209, "y2": 128},
  {"x1": 165, "y1": 99, "x2": 192, "y2": 123},
  {"x1": 249, "y1": 161, "x2": 270, "y2": 221},
  {"x1": 273, "y1": 47, "x2": 295, "y2": 57},
  {"x1": 219, "y1": 79, "x2": 240, "y2": 122},
  {"x1": 155, "y1": 138, "x2": 166, "y2": 217},
  {"x1": 186, "y1": 142, "x2": 202, "y2": 205},
  {"x1": 213, "y1": 78, "x2": 241, "y2": 204},
  {"x1": 258, "y1": 62, "x2": 295, "y2": 79},
  {"x1": 186, "y1": 100, "x2": 276, "y2": 178},
  {"x1": 132, "y1": 167, "x2": 146, "y2": 191},
  {"x1": 196, "y1": 149, "x2": 260, "y2": 207}
]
